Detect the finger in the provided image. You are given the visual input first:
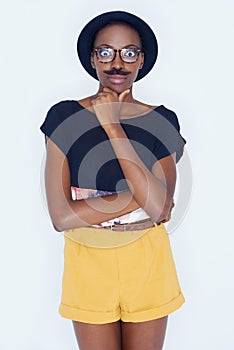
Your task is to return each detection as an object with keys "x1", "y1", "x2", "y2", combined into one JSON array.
[
  {"x1": 162, "y1": 218, "x2": 168, "y2": 223},
  {"x1": 102, "y1": 87, "x2": 116, "y2": 93},
  {"x1": 91, "y1": 99, "x2": 99, "y2": 106},
  {"x1": 98, "y1": 92, "x2": 107, "y2": 96},
  {"x1": 91, "y1": 95, "x2": 102, "y2": 102},
  {"x1": 102, "y1": 87, "x2": 118, "y2": 97},
  {"x1": 161, "y1": 217, "x2": 170, "y2": 223},
  {"x1": 119, "y1": 89, "x2": 130, "y2": 102}
]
